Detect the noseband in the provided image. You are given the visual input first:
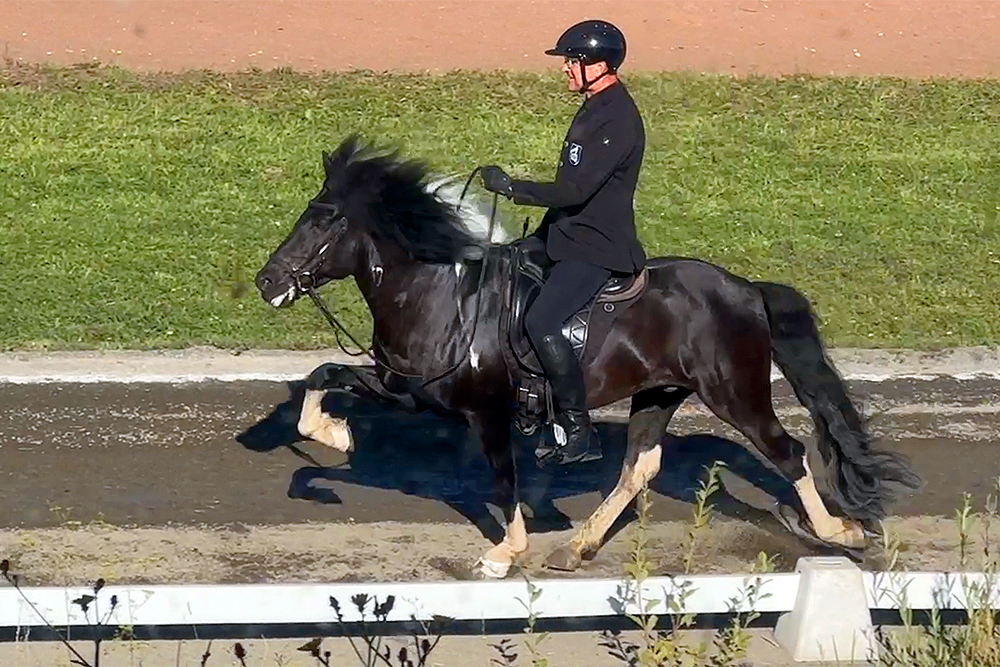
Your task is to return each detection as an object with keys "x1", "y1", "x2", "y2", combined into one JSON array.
[{"x1": 288, "y1": 199, "x2": 376, "y2": 366}]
